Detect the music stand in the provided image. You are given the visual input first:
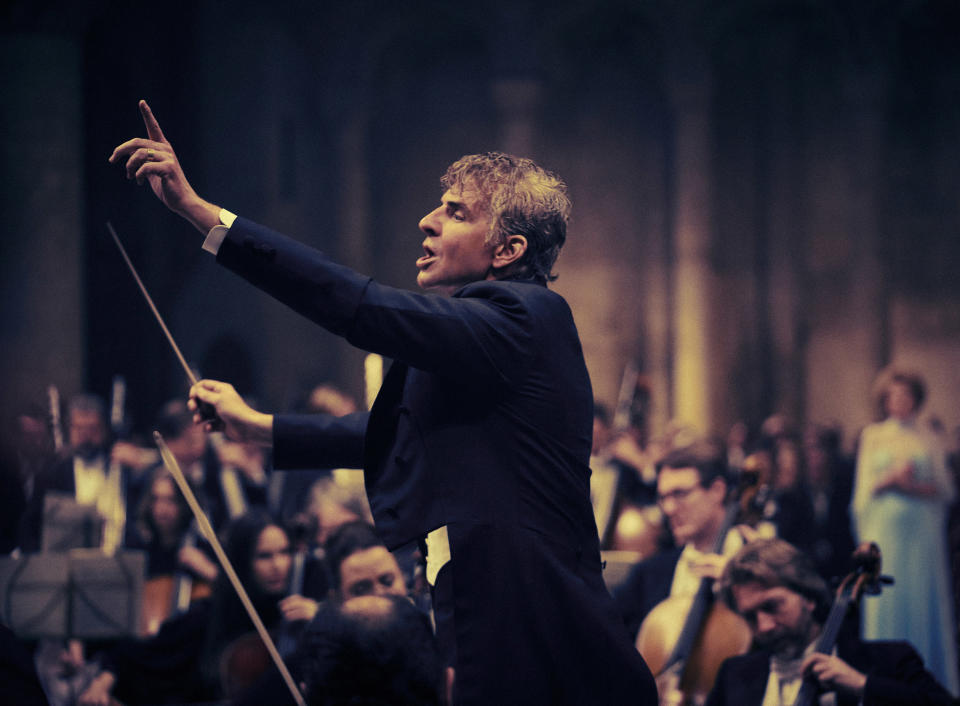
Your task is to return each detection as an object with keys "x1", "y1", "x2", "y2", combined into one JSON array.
[
  {"x1": 0, "y1": 550, "x2": 145, "y2": 641},
  {"x1": 42, "y1": 492, "x2": 104, "y2": 551}
]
